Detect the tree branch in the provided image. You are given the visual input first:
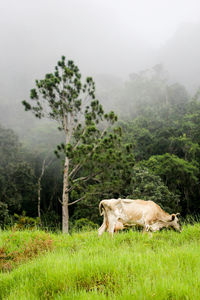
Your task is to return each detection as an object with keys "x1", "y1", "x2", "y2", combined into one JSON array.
[
  {"x1": 69, "y1": 163, "x2": 81, "y2": 178},
  {"x1": 72, "y1": 171, "x2": 102, "y2": 183},
  {"x1": 67, "y1": 191, "x2": 103, "y2": 206},
  {"x1": 68, "y1": 195, "x2": 86, "y2": 206},
  {"x1": 73, "y1": 127, "x2": 87, "y2": 150},
  {"x1": 58, "y1": 197, "x2": 63, "y2": 205},
  {"x1": 69, "y1": 126, "x2": 109, "y2": 180},
  {"x1": 73, "y1": 175, "x2": 91, "y2": 183}
]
